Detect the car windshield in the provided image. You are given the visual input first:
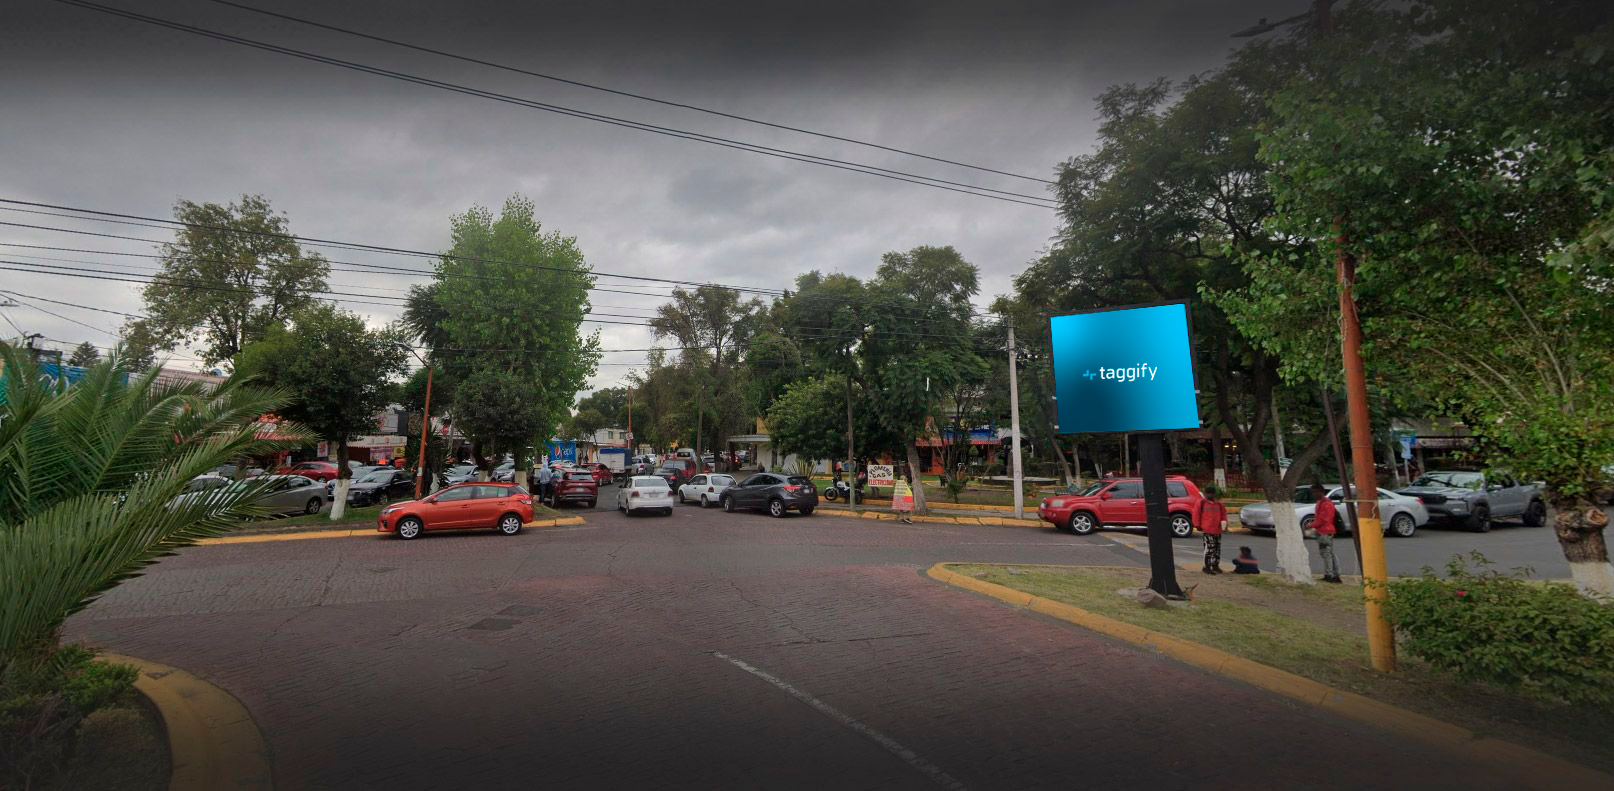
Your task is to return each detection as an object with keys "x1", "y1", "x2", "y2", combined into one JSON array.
[
  {"x1": 654, "y1": 468, "x2": 679, "y2": 476},
  {"x1": 1414, "y1": 471, "x2": 1484, "y2": 489},
  {"x1": 1064, "y1": 482, "x2": 1106, "y2": 496},
  {"x1": 358, "y1": 471, "x2": 392, "y2": 483},
  {"x1": 634, "y1": 478, "x2": 666, "y2": 488},
  {"x1": 448, "y1": 464, "x2": 475, "y2": 475},
  {"x1": 565, "y1": 472, "x2": 593, "y2": 481}
]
